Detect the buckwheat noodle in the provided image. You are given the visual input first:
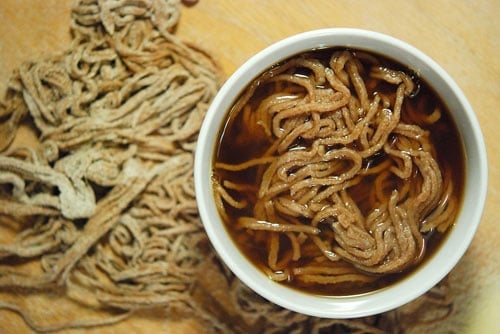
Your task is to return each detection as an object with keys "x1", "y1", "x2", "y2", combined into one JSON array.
[
  {"x1": 0, "y1": 0, "x2": 222, "y2": 330},
  {"x1": 214, "y1": 50, "x2": 460, "y2": 290},
  {"x1": 0, "y1": 0, "x2": 460, "y2": 331}
]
